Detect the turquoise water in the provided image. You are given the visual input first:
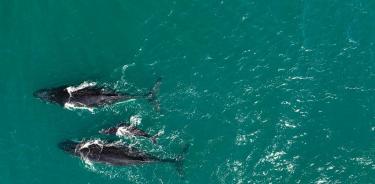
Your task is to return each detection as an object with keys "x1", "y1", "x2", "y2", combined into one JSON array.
[{"x1": 1, "y1": 0, "x2": 375, "y2": 183}]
